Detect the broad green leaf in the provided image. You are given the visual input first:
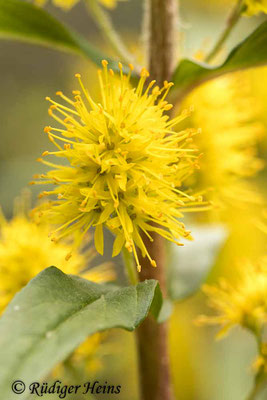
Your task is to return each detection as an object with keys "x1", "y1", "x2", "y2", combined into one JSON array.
[
  {"x1": 168, "y1": 225, "x2": 227, "y2": 301},
  {"x1": 0, "y1": 267, "x2": 162, "y2": 400},
  {"x1": 172, "y1": 21, "x2": 267, "y2": 100},
  {"x1": 0, "y1": 0, "x2": 112, "y2": 67}
]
